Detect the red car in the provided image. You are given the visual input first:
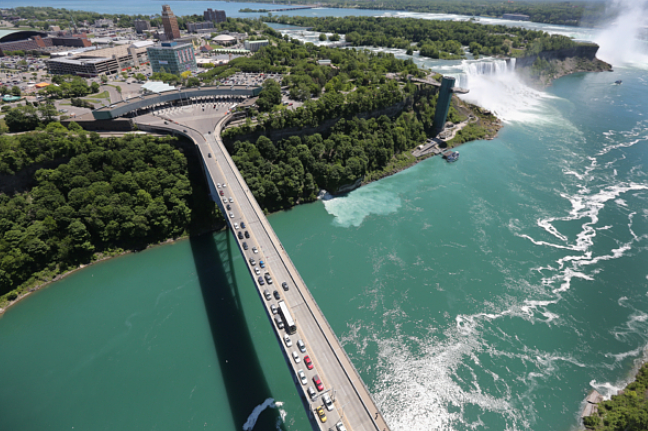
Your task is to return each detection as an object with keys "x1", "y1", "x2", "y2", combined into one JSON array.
[
  {"x1": 313, "y1": 374, "x2": 323, "y2": 391},
  {"x1": 219, "y1": 190, "x2": 224, "y2": 196},
  {"x1": 304, "y1": 355, "x2": 313, "y2": 370}
]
